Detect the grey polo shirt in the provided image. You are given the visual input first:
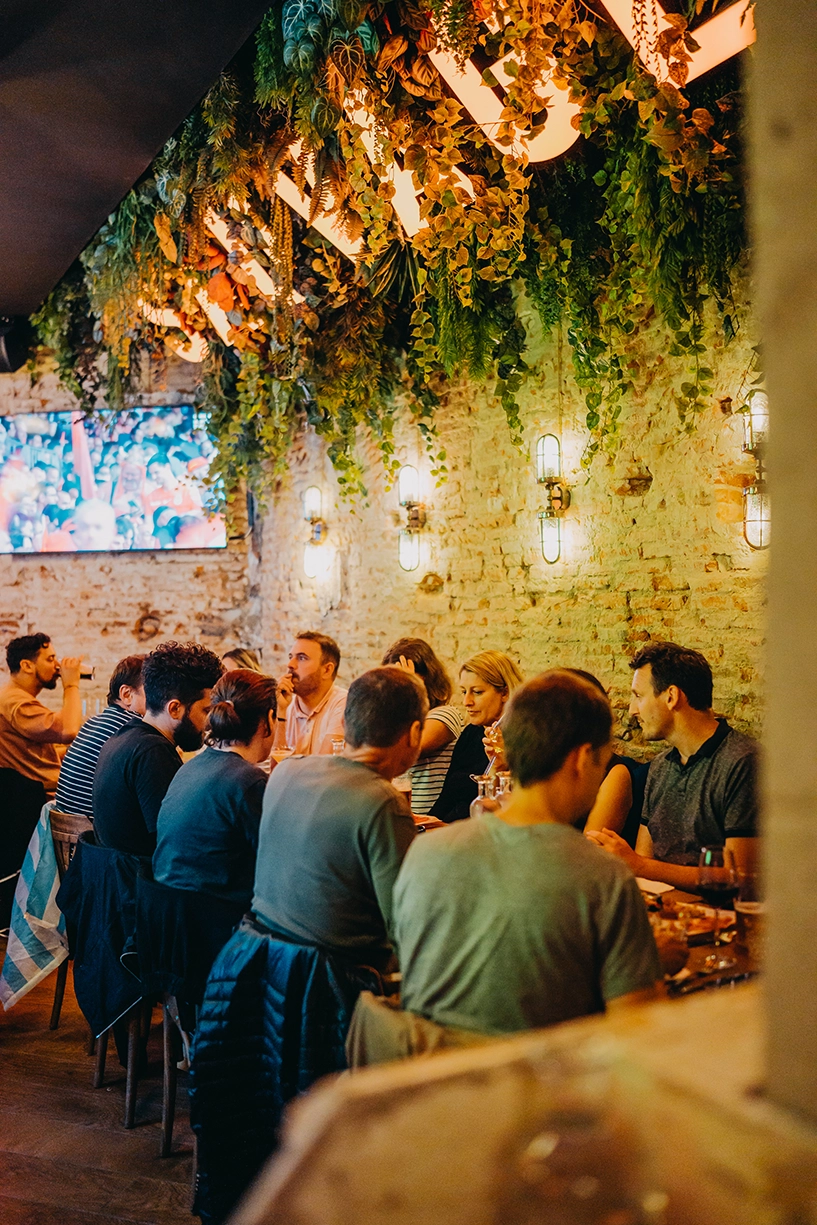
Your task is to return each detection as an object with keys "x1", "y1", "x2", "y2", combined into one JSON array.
[
  {"x1": 642, "y1": 719, "x2": 759, "y2": 865},
  {"x1": 252, "y1": 756, "x2": 416, "y2": 960}
]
